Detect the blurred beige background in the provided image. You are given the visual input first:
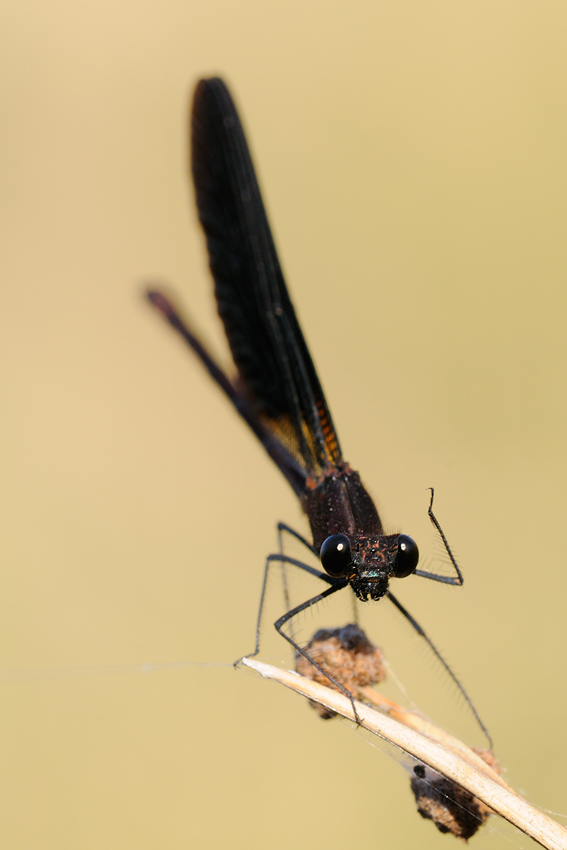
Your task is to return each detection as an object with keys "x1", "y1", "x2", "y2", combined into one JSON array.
[{"x1": 1, "y1": 1, "x2": 567, "y2": 847}]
